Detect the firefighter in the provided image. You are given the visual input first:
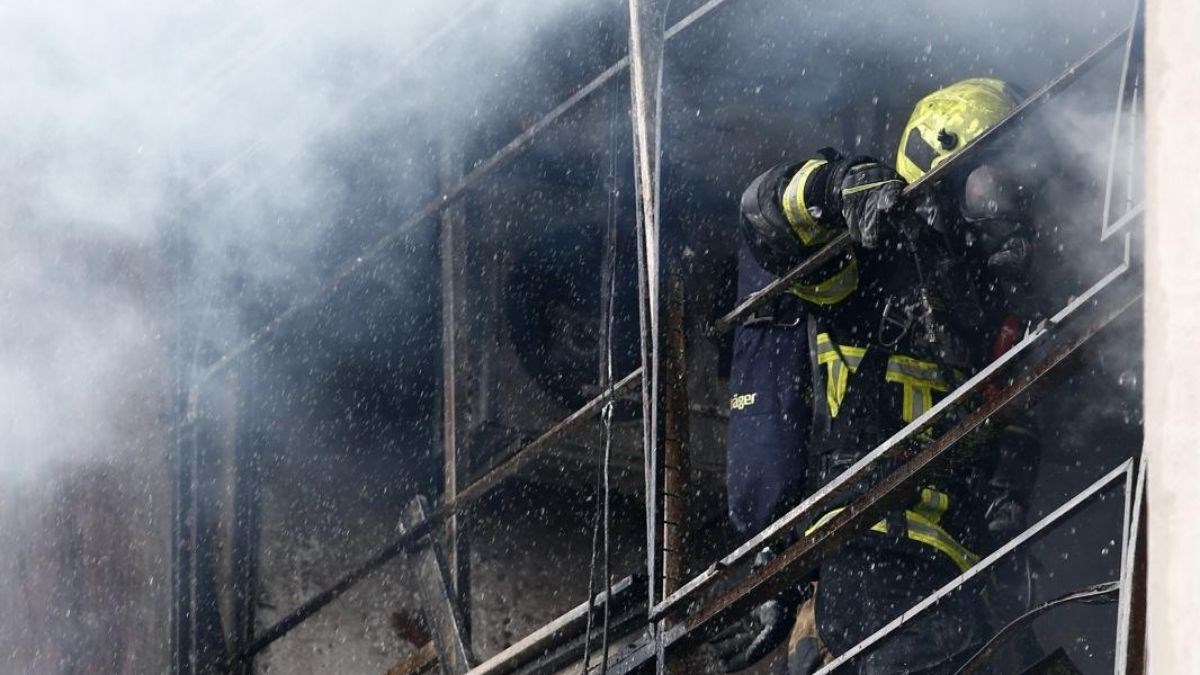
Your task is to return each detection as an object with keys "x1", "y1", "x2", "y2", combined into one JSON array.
[{"x1": 715, "y1": 78, "x2": 1042, "y2": 674}]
